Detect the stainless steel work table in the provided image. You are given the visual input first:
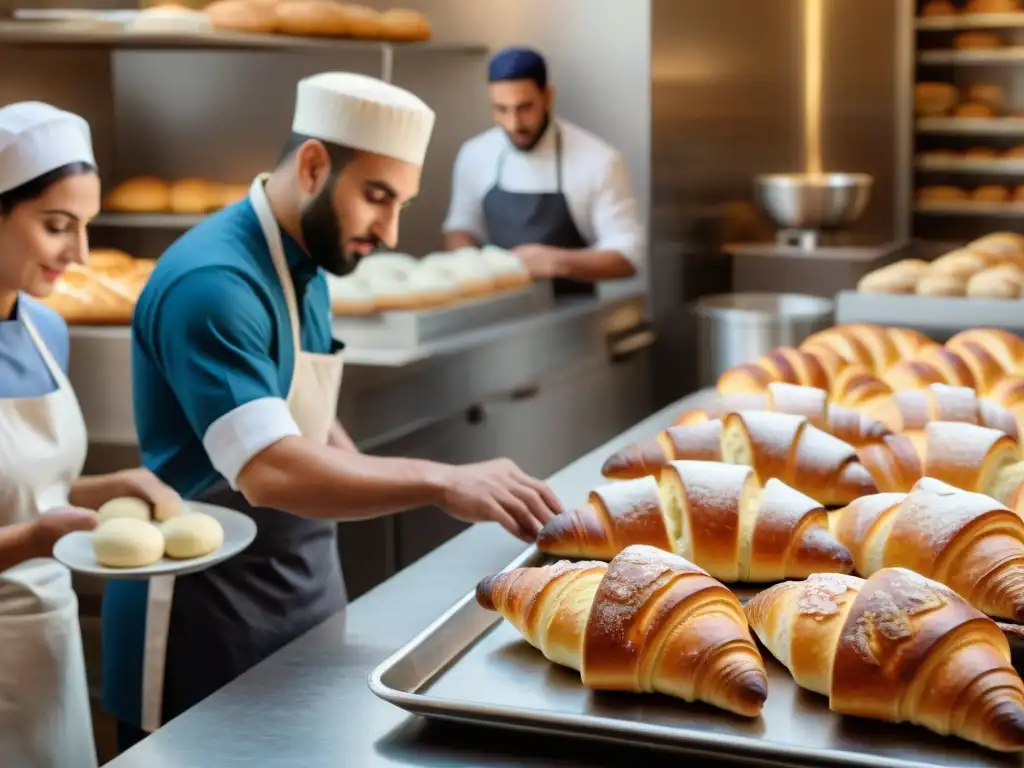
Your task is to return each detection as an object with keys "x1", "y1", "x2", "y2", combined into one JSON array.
[{"x1": 102, "y1": 388, "x2": 803, "y2": 768}]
